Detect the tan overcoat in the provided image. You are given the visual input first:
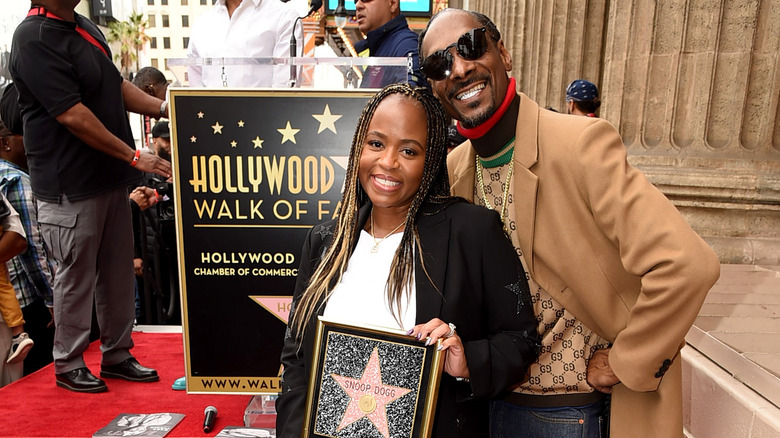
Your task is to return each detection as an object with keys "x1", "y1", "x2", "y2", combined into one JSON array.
[{"x1": 448, "y1": 93, "x2": 721, "y2": 437}]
